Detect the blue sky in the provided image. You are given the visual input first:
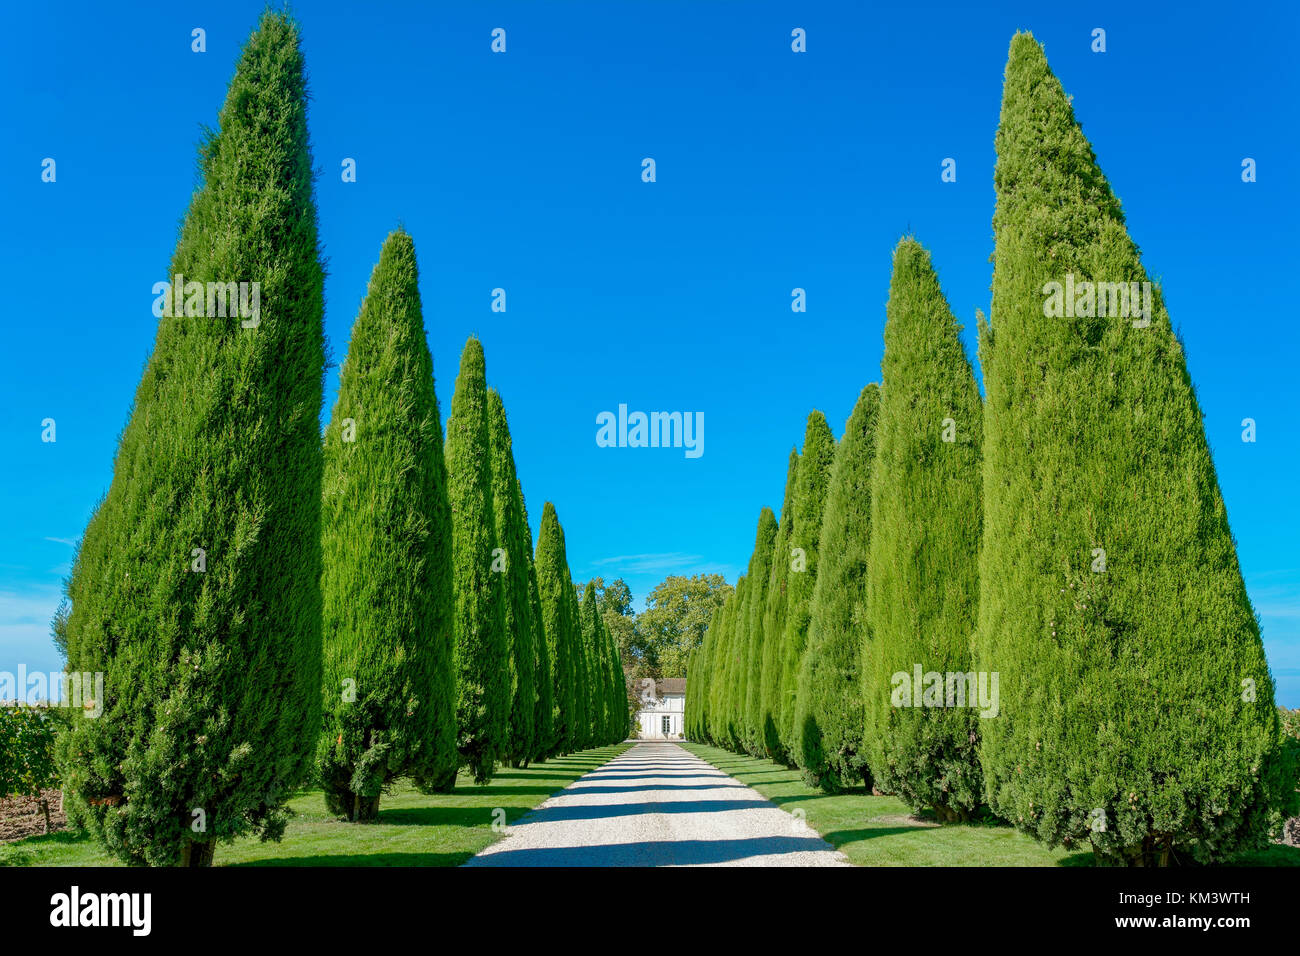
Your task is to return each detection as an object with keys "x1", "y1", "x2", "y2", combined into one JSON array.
[{"x1": 2, "y1": 1, "x2": 1297, "y2": 704}]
